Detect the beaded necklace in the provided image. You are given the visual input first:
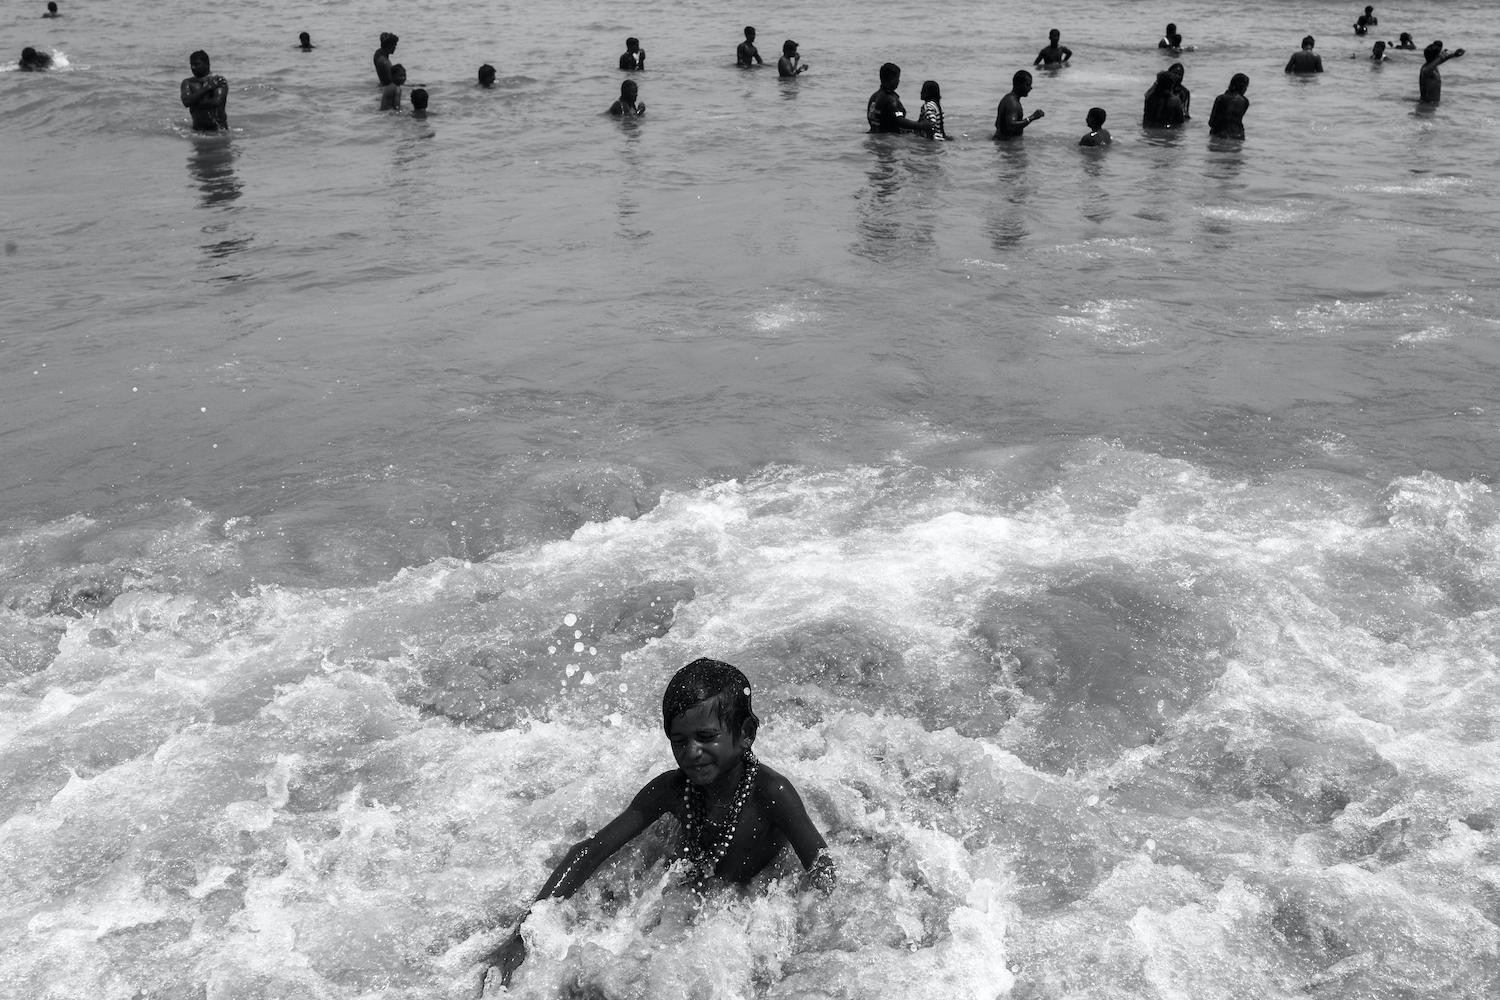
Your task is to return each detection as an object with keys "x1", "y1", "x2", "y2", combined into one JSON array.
[{"x1": 680, "y1": 749, "x2": 758, "y2": 888}]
